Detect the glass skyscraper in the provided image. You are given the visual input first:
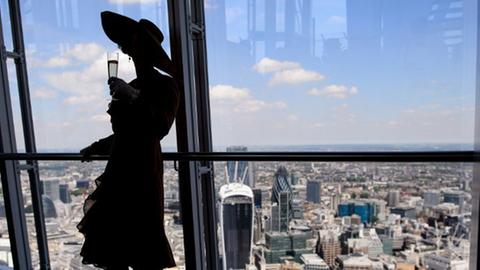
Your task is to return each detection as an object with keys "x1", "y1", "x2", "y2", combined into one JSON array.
[
  {"x1": 226, "y1": 146, "x2": 251, "y2": 186},
  {"x1": 219, "y1": 183, "x2": 254, "y2": 270},
  {"x1": 271, "y1": 166, "x2": 293, "y2": 232}
]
